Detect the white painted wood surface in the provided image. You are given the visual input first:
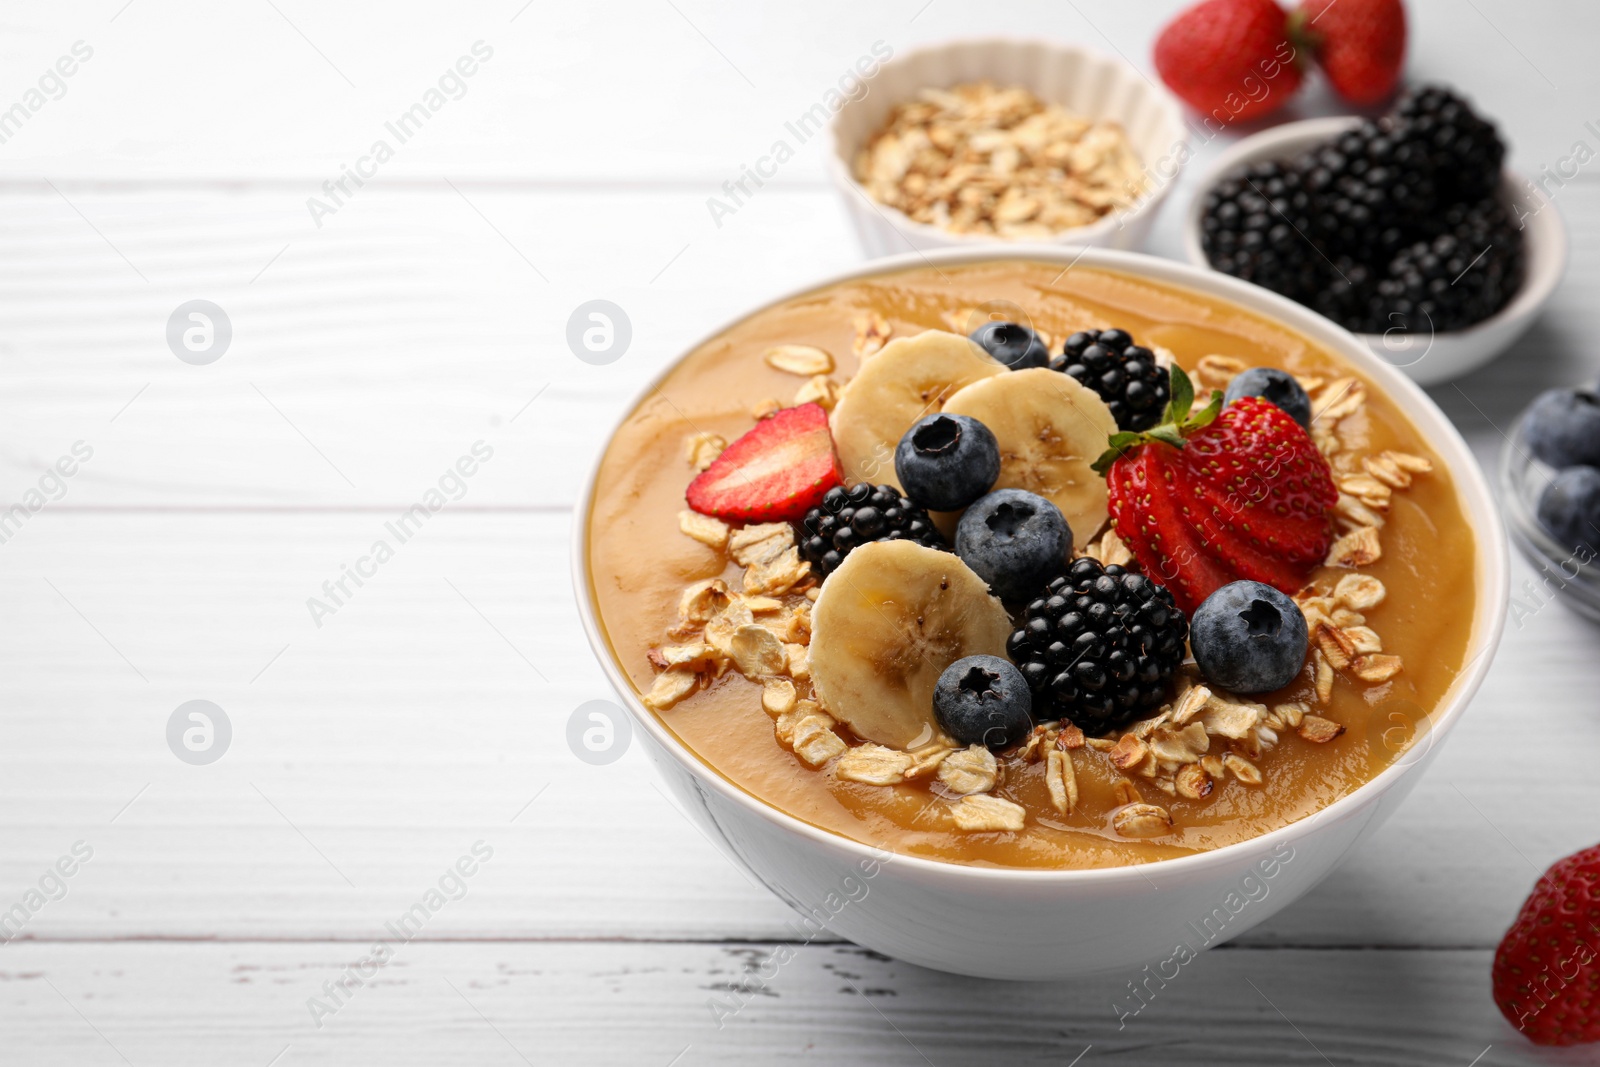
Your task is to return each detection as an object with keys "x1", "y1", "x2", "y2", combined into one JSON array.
[{"x1": 2, "y1": 0, "x2": 1598, "y2": 1061}]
